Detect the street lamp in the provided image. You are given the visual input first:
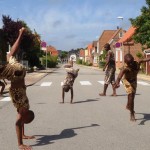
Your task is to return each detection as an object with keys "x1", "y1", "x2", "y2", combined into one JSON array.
[
  {"x1": 117, "y1": 16, "x2": 123, "y2": 29},
  {"x1": 117, "y1": 16, "x2": 124, "y2": 64}
]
